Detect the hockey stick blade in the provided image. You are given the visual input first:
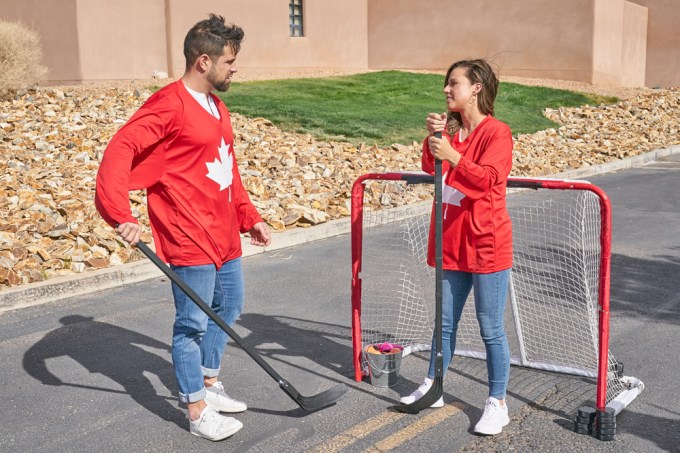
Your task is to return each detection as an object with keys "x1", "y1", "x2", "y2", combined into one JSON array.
[
  {"x1": 281, "y1": 380, "x2": 349, "y2": 412},
  {"x1": 135, "y1": 240, "x2": 348, "y2": 412}
]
